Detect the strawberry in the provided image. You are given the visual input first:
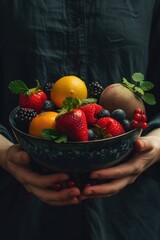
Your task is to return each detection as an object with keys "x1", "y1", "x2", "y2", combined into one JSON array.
[
  {"x1": 56, "y1": 109, "x2": 88, "y2": 141},
  {"x1": 9, "y1": 80, "x2": 47, "y2": 113},
  {"x1": 19, "y1": 91, "x2": 47, "y2": 113},
  {"x1": 79, "y1": 103, "x2": 103, "y2": 125},
  {"x1": 96, "y1": 117, "x2": 125, "y2": 137}
]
